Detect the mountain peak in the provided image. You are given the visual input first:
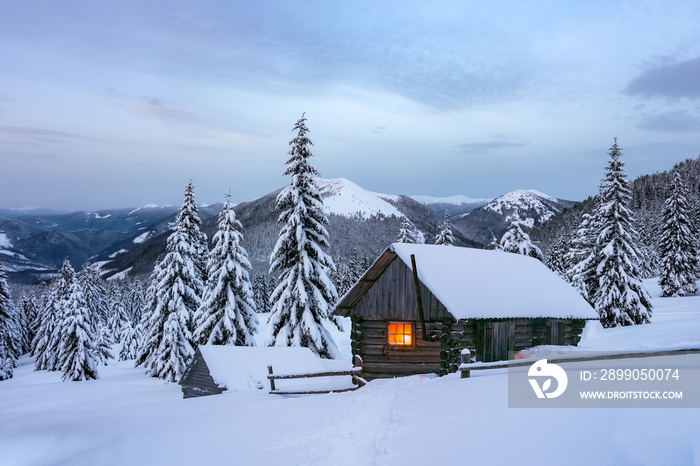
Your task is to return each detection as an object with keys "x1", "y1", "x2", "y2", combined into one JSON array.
[
  {"x1": 317, "y1": 178, "x2": 404, "y2": 219},
  {"x1": 483, "y1": 189, "x2": 571, "y2": 228}
]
